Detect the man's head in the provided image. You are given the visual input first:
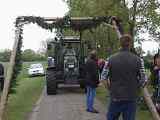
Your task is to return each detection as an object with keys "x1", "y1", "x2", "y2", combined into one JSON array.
[
  {"x1": 89, "y1": 50, "x2": 97, "y2": 60},
  {"x1": 120, "y1": 34, "x2": 132, "y2": 49},
  {"x1": 155, "y1": 55, "x2": 160, "y2": 68}
]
